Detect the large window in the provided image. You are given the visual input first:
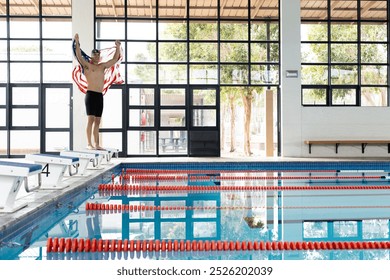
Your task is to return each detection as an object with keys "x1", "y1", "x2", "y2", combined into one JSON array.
[
  {"x1": 301, "y1": 0, "x2": 388, "y2": 106},
  {"x1": 96, "y1": 0, "x2": 280, "y2": 157},
  {"x1": 0, "y1": 0, "x2": 73, "y2": 157}
]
